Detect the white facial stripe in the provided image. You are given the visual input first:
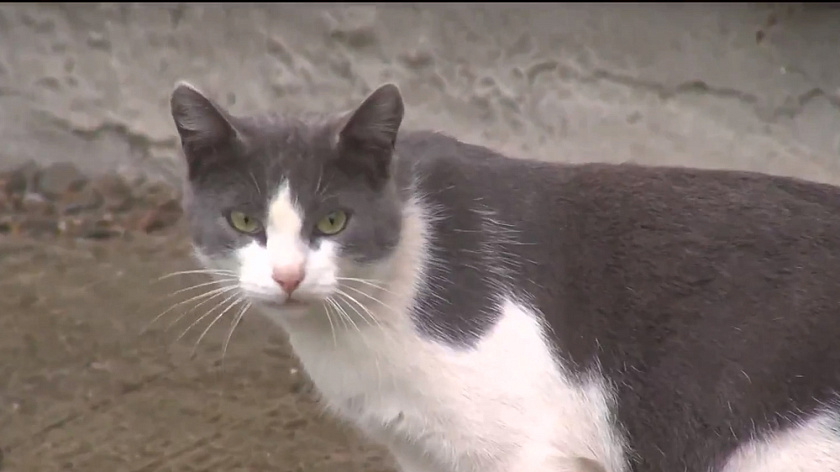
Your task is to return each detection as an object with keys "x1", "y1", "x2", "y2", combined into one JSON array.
[
  {"x1": 267, "y1": 183, "x2": 303, "y2": 237},
  {"x1": 267, "y1": 182, "x2": 307, "y2": 273}
]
